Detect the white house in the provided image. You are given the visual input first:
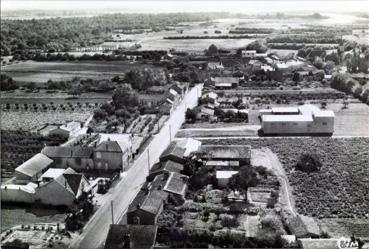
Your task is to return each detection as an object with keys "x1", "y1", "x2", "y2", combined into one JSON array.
[
  {"x1": 261, "y1": 105, "x2": 334, "y2": 135},
  {"x1": 15, "y1": 153, "x2": 54, "y2": 183}
]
